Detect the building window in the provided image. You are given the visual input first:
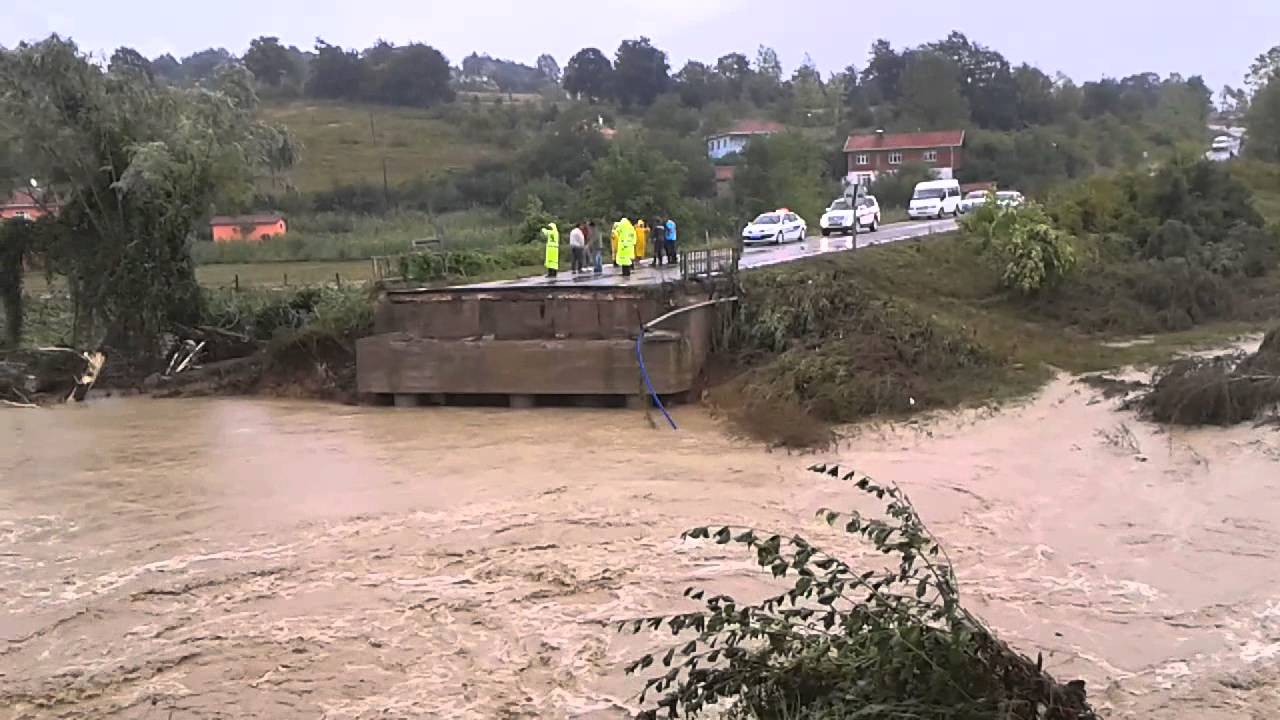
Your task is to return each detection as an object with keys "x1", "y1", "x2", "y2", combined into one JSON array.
[
  {"x1": 855, "y1": 153, "x2": 869, "y2": 166},
  {"x1": 923, "y1": 150, "x2": 938, "y2": 163},
  {"x1": 888, "y1": 152, "x2": 903, "y2": 165}
]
